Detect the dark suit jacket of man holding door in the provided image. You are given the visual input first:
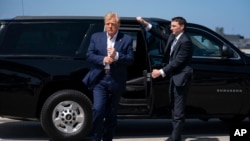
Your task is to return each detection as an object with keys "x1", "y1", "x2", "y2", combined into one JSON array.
[{"x1": 137, "y1": 16, "x2": 193, "y2": 141}]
